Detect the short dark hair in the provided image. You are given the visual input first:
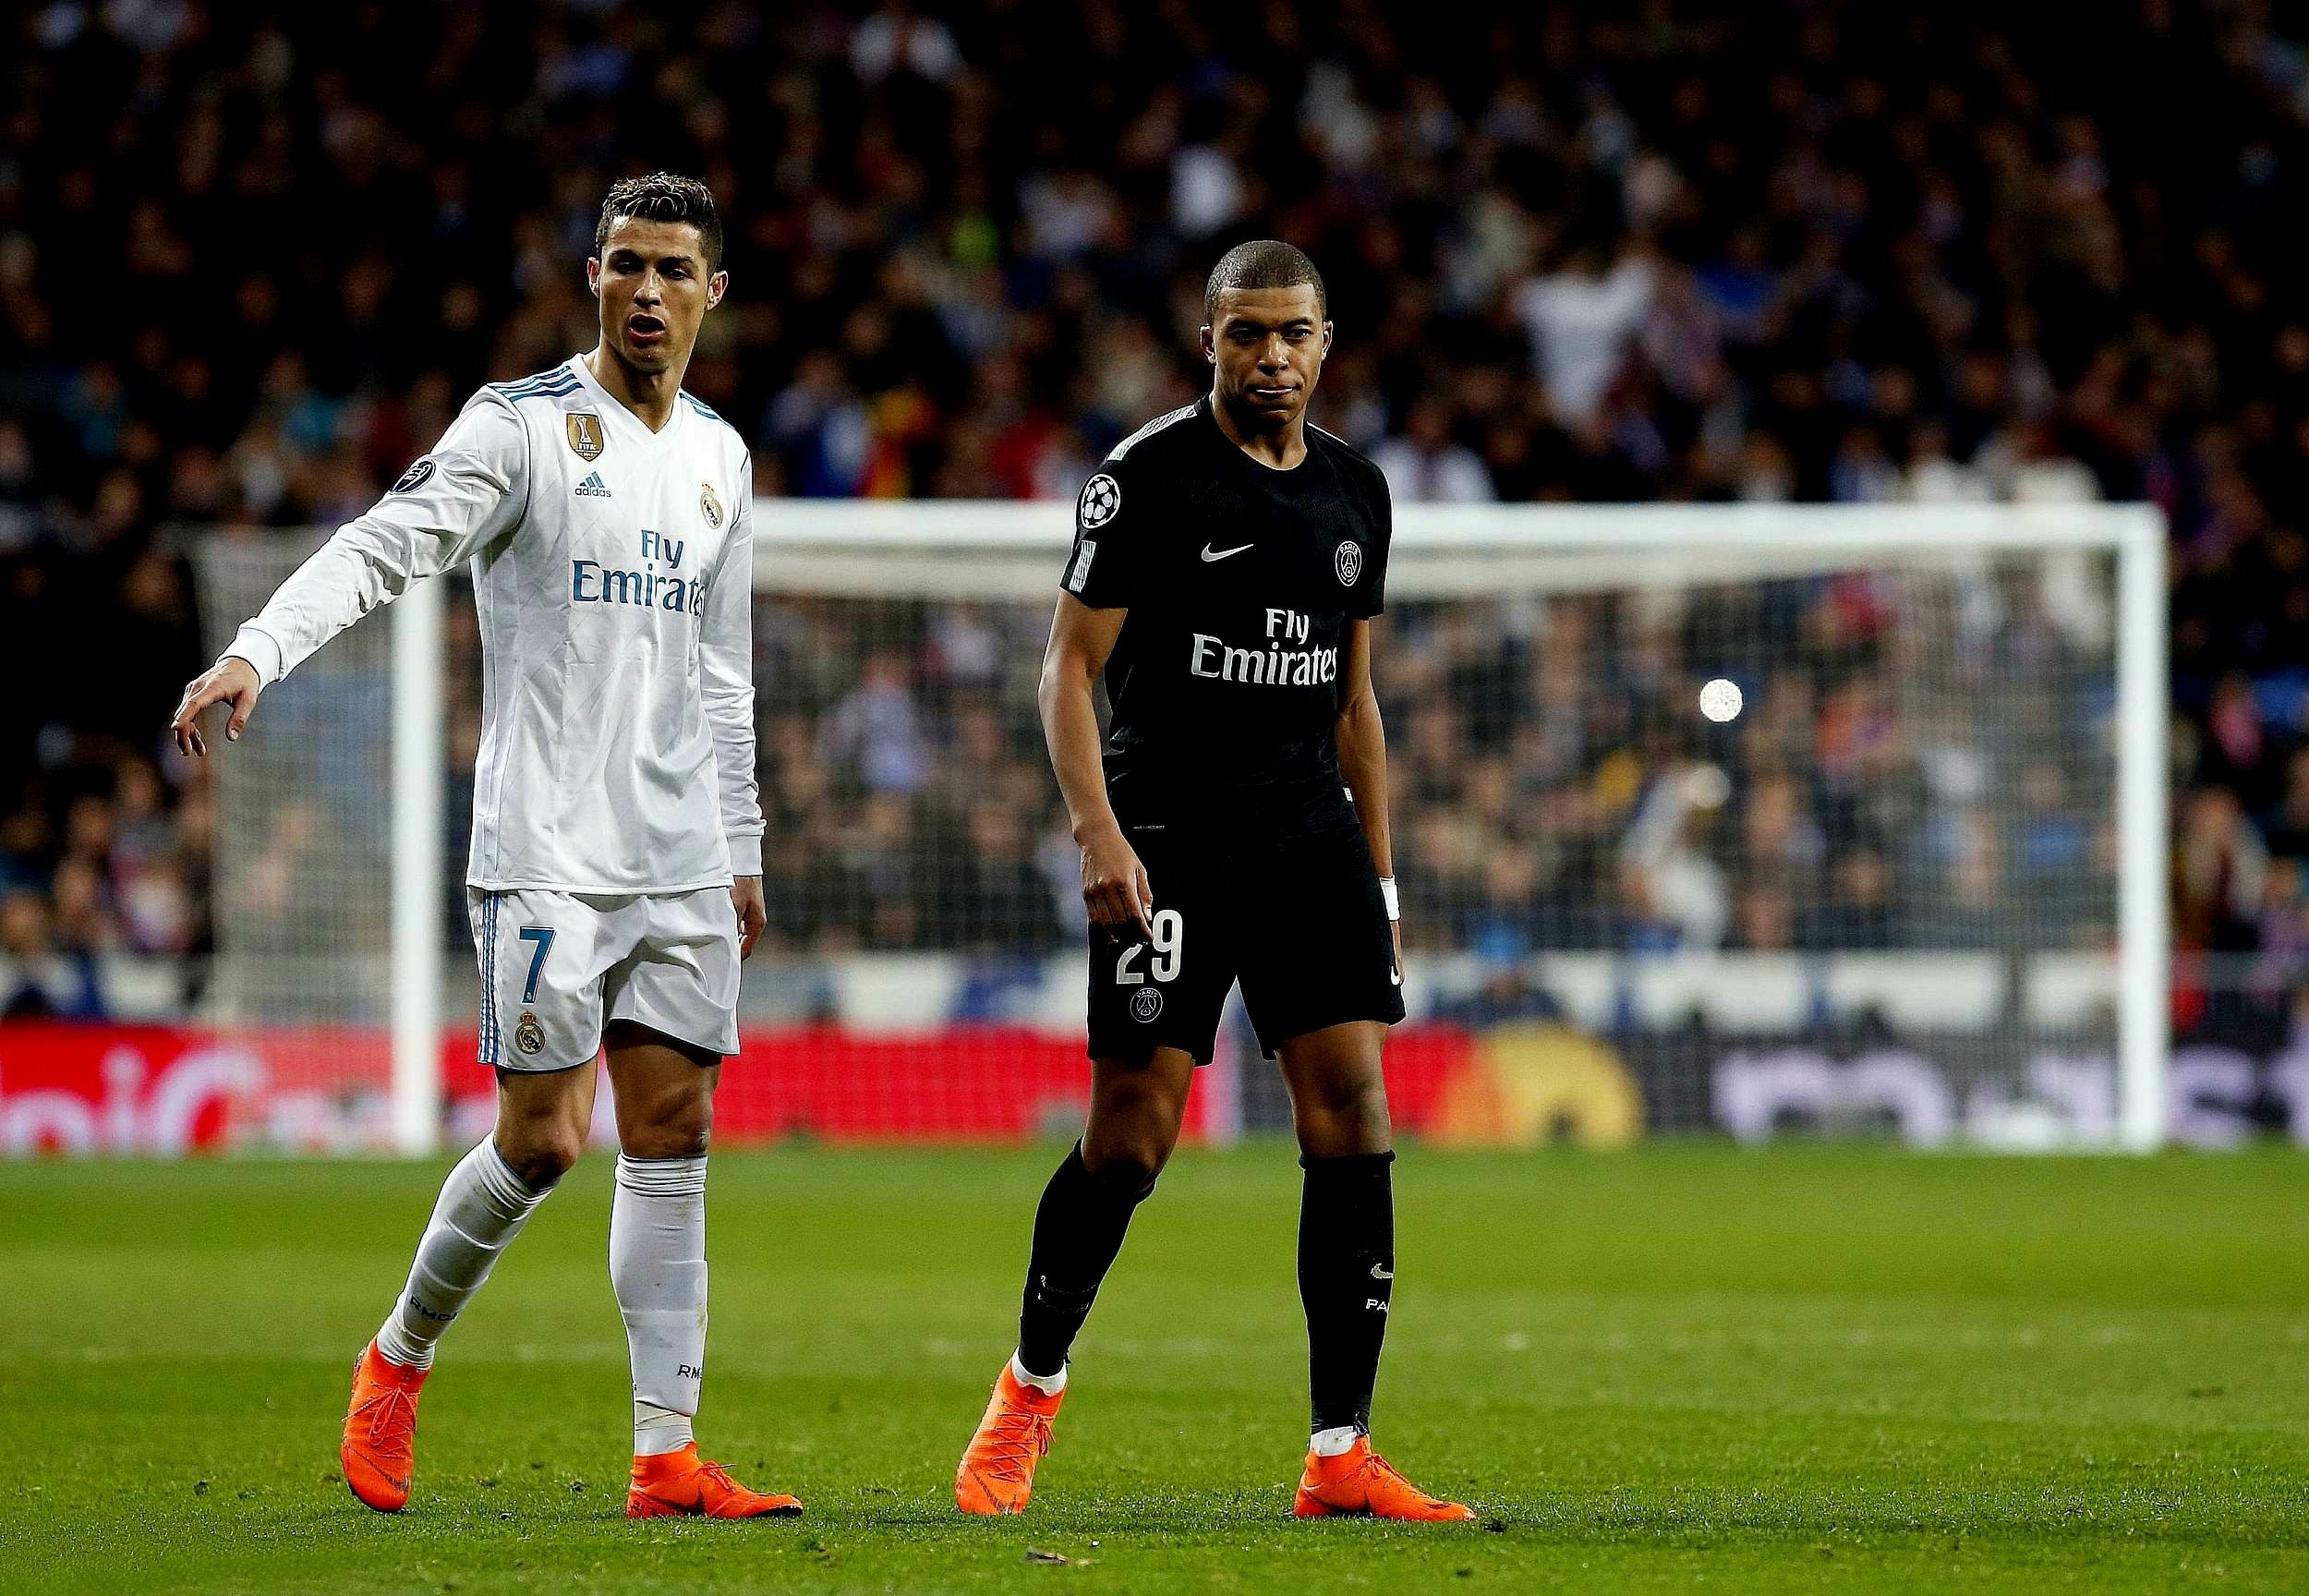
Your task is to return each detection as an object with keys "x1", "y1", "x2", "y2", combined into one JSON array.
[
  {"x1": 1203, "y1": 239, "x2": 1326, "y2": 324},
  {"x1": 595, "y1": 173, "x2": 723, "y2": 272}
]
